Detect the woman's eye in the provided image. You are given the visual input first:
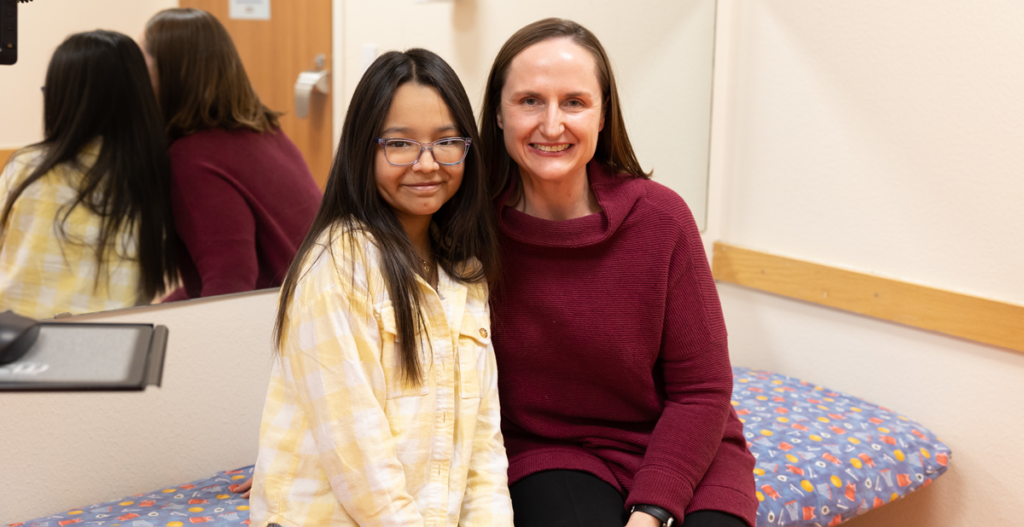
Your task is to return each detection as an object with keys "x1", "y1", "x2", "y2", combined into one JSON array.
[
  {"x1": 522, "y1": 97, "x2": 538, "y2": 106},
  {"x1": 565, "y1": 99, "x2": 584, "y2": 108}
]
